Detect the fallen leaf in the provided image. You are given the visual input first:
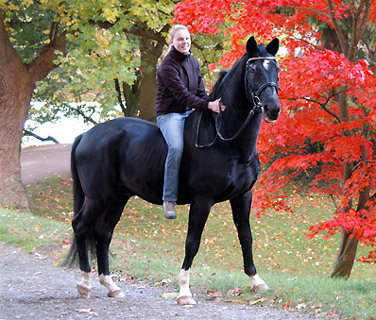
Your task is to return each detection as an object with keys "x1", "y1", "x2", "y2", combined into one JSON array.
[
  {"x1": 206, "y1": 290, "x2": 222, "y2": 301},
  {"x1": 63, "y1": 238, "x2": 72, "y2": 244},
  {"x1": 160, "y1": 292, "x2": 178, "y2": 299},
  {"x1": 227, "y1": 287, "x2": 243, "y2": 296},
  {"x1": 249, "y1": 297, "x2": 267, "y2": 306},
  {"x1": 75, "y1": 309, "x2": 93, "y2": 313},
  {"x1": 296, "y1": 302, "x2": 307, "y2": 310},
  {"x1": 282, "y1": 300, "x2": 291, "y2": 307},
  {"x1": 224, "y1": 299, "x2": 247, "y2": 303}
]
